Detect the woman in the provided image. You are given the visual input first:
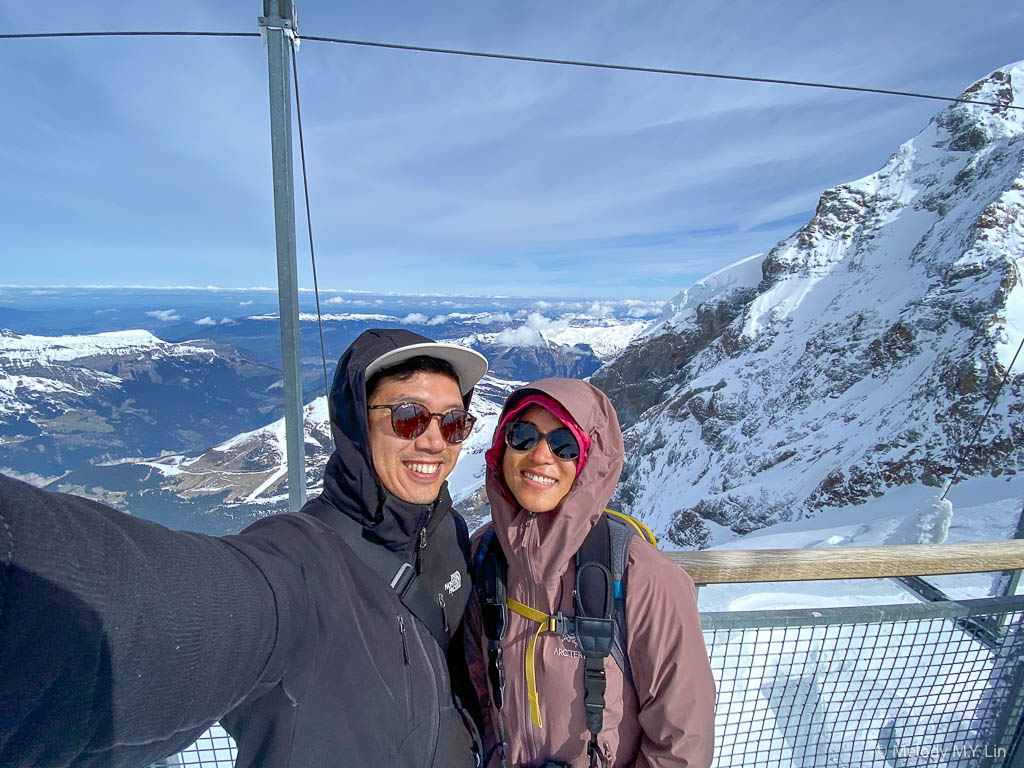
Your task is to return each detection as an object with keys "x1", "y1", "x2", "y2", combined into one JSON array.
[{"x1": 464, "y1": 378, "x2": 715, "y2": 768}]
